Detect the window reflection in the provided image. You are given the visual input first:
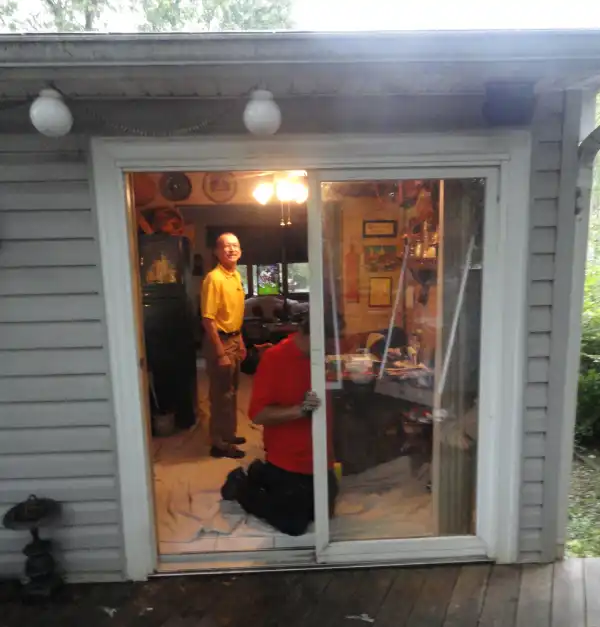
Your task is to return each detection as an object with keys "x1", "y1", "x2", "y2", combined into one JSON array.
[{"x1": 322, "y1": 179, "x2": 483, "y2": 541}]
